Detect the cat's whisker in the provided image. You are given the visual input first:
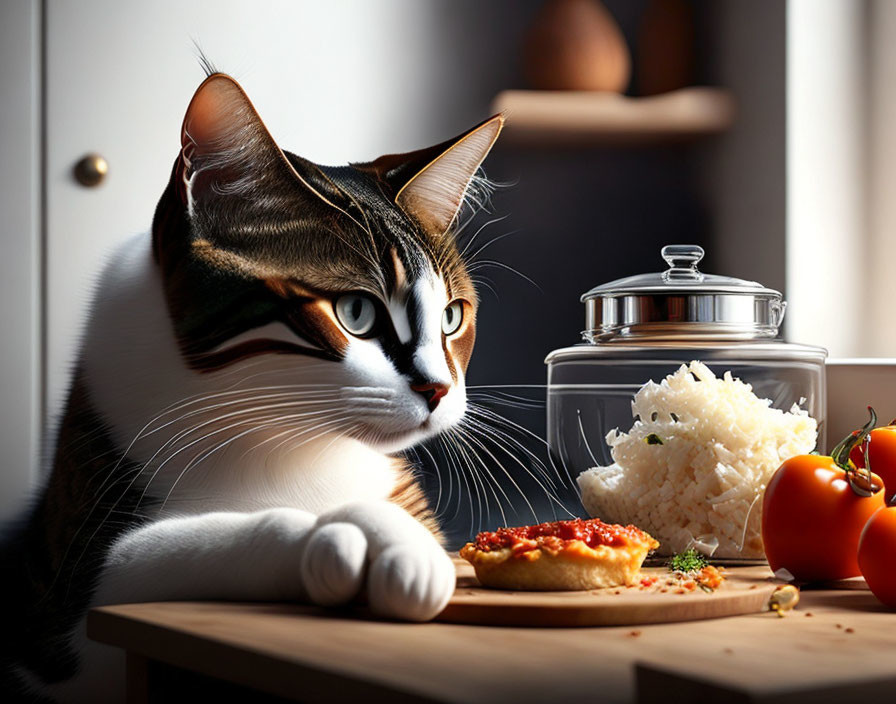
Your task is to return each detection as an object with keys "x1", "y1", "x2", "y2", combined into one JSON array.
[
  {"x1": 138, "y1": 381, "x2": 342, "y2": 431},
  {"x1": 432, "y1": 436, "x2": 463, "y2": 521},
  {"x1": 456, "y1": 419, "x2": 572, "y2": 520},
  {"x1": 218, "y1": 361, "x2": 338, "y2": 389},
  {"x1": 464, "y1": 404, "x2": 557, "y2": 476},
  {"x1": 457, "y1": 214, "x2": 510, "y2": 260},
  {"x1": 467, "y1": 387, "x2": 544, "y2": 405},
  {"x1": 158, "y1": 414, "x2": 356, "y2": 514},
  {"x1": 135, "y1": 409, "x2": 299, "y2": 509},
  {"x1": 449, "y1": 426, "x2": 513, "y2": 516},
  {"x1": 440, "y1": 430, "x2": 487, "y2": 530},
  {"x1": 466, "y1": 259, "x2": 542, "y2": 292},
  {"x1": 467, "y1": 393, "x2": 543, "y2": 411},
  {"x1": 466, "y1": 405, "x2": 575, "y2": 495},
  {"x1": 446, "y1": 429, "x2": 503, "y2": 529},
  {"x1": 55, "y1": 460, "x2": 154, "y2": 604},
  {"x1": 265, "y1": 413, "x2": 354, "y2": 457},
  {"x1": 131, "y1": 402, "x2": 341, "y2": 500},
  {"x1": 410, "y1": 443, "x2": 444, "y2": 516},
  {"x1": 236, "y1": 408, "x2": 355, "y2": 459},
  {"x1": 141, "y1": 391, "x2": 343, "y2": 440},
  {"x1": 447, "y1": 428, "x2": 510, "y2": 528},
  {"x1": 454, "y1": 423, "x2": 540, "y2": 522},
  {"x1": 436, "y1": 432, "x2": 478, "y2": 536},
  {"x1": 462, "y1": 411, "x2": 560, "y2": 492},
  {"x1": 163, "y1": 399, "x2": 346, "y2": 458},
  {"x1": 83, "y1": 383, "x2": 341, "y2": 503},
  {"x1": 101, "y1": 383, "x2": 342, "y2": 475},
  {"x1": 465, "y1": 229, "x2": 522, "y2": 264},
  {"x1": 419, "y1": 440, "x2": 458, "y2": 523},
  {"x1": 466, "y1": 384, "x2": 548, "y2": 389},
  {"x1": 153, "y1": 411, "x2": 351, "y2": 508},
  {"x1": 473, "y1": 281, "x2": 501, "y2": 303}
]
